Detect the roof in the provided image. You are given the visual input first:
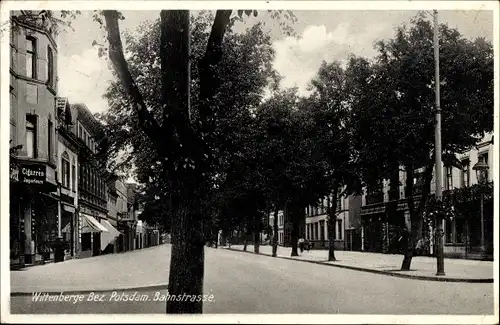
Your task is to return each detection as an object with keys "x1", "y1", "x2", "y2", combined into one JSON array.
[{"x1": 71, "y1": 103, "x2": 104, "y2": 138}]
